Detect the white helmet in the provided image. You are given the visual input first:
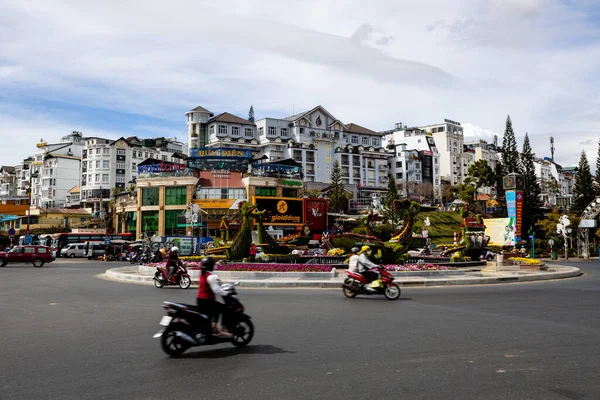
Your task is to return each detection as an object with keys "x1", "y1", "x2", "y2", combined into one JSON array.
[{"x1": 171, "y1": 246, "x2": 179, "y2": 253}]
